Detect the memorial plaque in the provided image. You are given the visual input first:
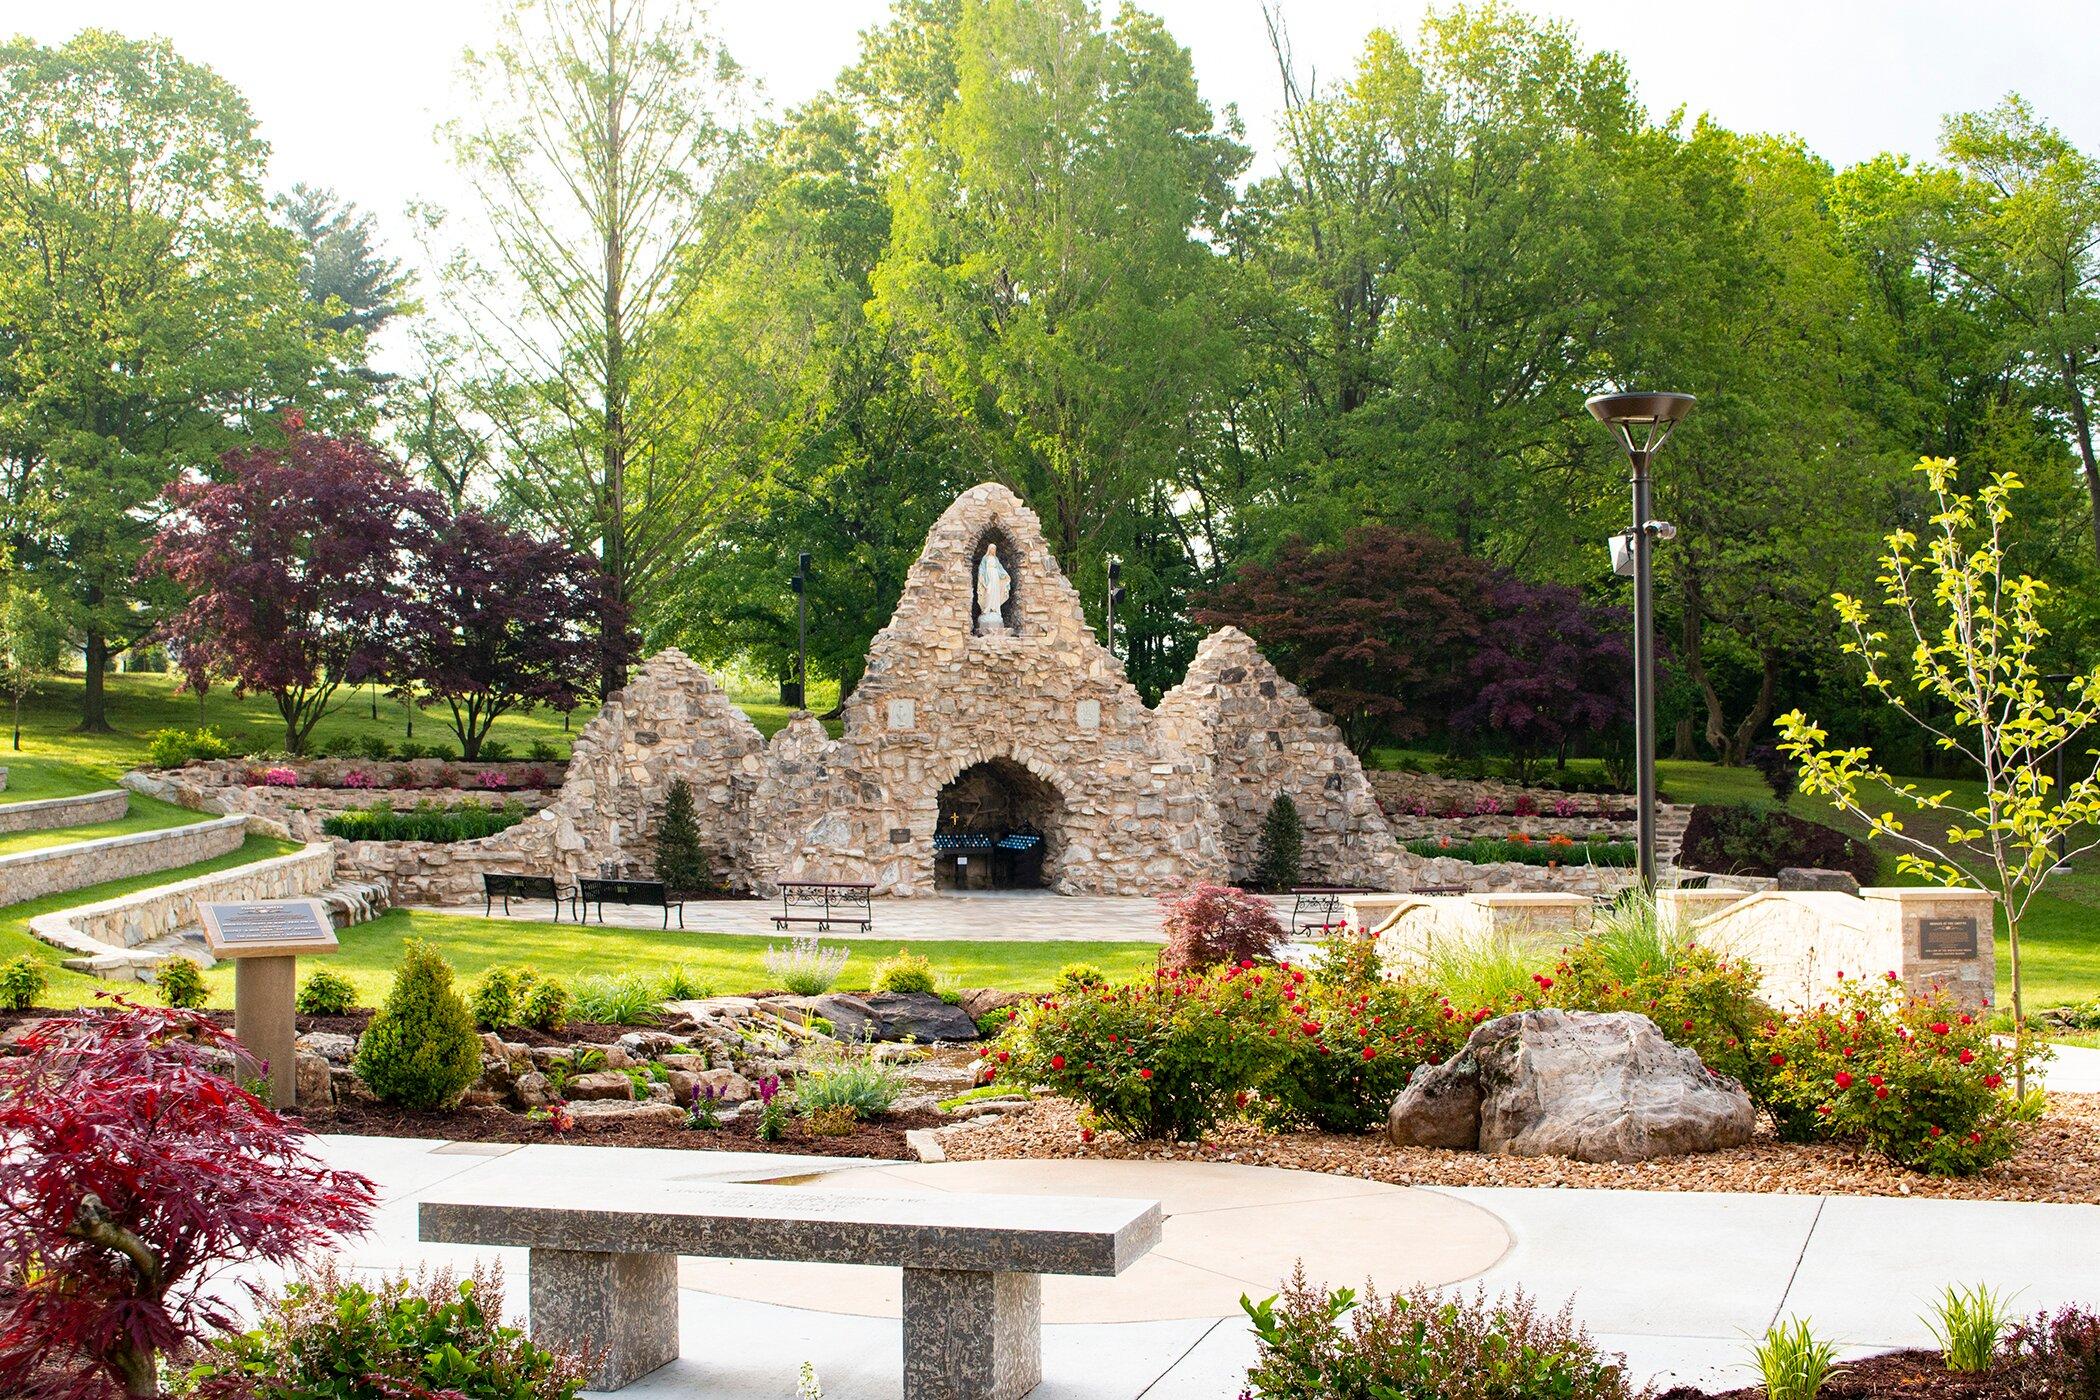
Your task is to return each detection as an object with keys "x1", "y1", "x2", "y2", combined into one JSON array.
[
  {"x1": 198, "y1": 898, "x2": 339, "y2": 958},
  {"x1": 1918, "y1": 915, "x2": 1980, "y2": 959}
]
